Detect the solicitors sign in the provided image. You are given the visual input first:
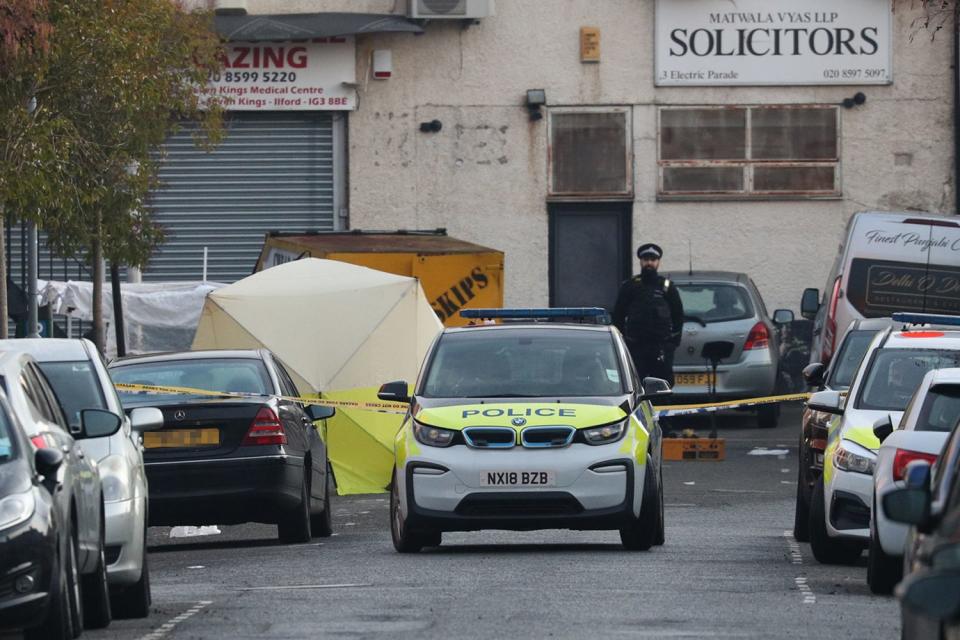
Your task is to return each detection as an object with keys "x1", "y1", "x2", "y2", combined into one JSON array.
[
  {"x1": 200, "y1": 38, "x2": 356, "y2": 111},
  {"x1": 655, "y1": 0, "x2": 892, "y2": 86}
]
